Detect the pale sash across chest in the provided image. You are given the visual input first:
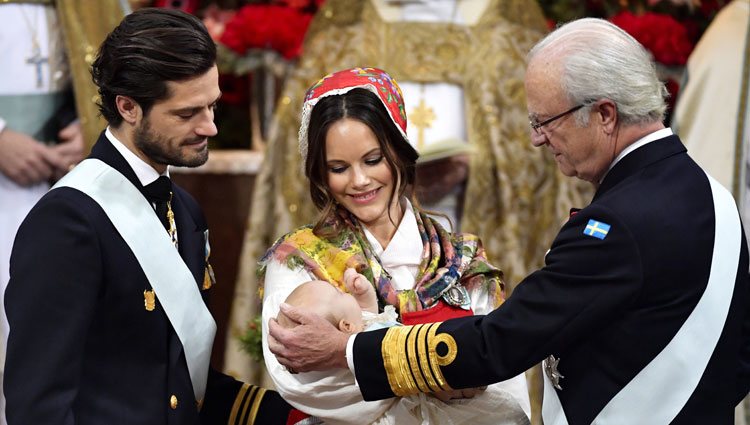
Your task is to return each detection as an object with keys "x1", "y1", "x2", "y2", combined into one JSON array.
[
  {"x1": 542, "y1": 172, "x2": 742, "y2": 424},
  {"x1": 53, "y1": 158, "x2": 216, "y2": 401}
]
